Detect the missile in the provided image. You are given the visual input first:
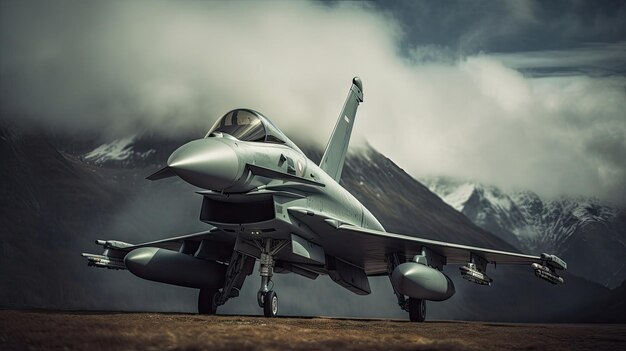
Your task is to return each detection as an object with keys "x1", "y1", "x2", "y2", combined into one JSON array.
[
  {"x1": 81, "y1": 253, "x2": 126, "y2": 270},
  {"x1": 531, "y1": 263, "x2": 564, "y2": 284},
  {"x1": 459, "y1": 263, "x2": 493, "y2": 286}
]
